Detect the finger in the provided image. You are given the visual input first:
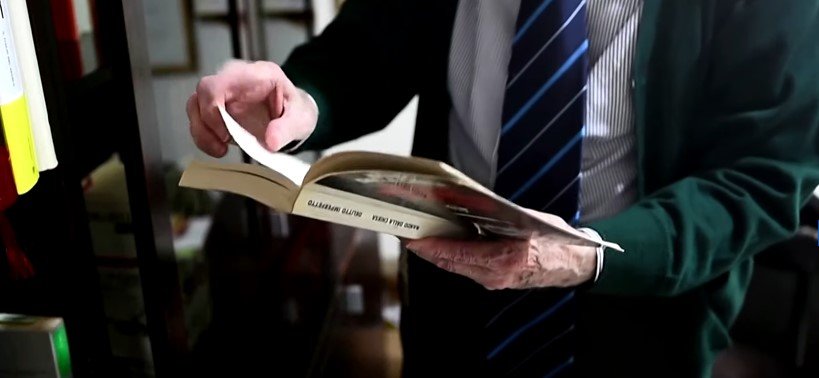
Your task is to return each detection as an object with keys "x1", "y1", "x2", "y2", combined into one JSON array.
[
  {"x1": 196, "y1": 76, "x2": 230, "y2": 143},
  {"x1": 429, "y1": 258, "x2": 514, "y2": 290},
  {"x1": 429, "y1": 257, "x2": 496, "y2": 282},
  {"x1": 222, "y1": 60, "x2": 289, "y2": 110},
  {"x1": 406, "y1": 237, "x2": 528, "y2": 269},
  {"x1": 219, "y1": 61, "x2": 282, "y2": 97},
  {"x1": 187, "y1": 94, "x2": 227, "y2": 157},
  {"x1": 269, "y1": 81, "x2": 285, "y2": 118},
  {"x1": 200, "y1": 61, "x2": 280, "y2": 140},
  {"x1": 264, "y1": 104, "x2": 296, "y2": 151},
  {"x1": 407, "y1": 238, "x2": 492, "y2": 265},
  {"x1": 189, "y1": 123, "x2": 227, "y2": 157},
  {"x1": 264, "y1": 93, "x2": 315, "y2": 151}
]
